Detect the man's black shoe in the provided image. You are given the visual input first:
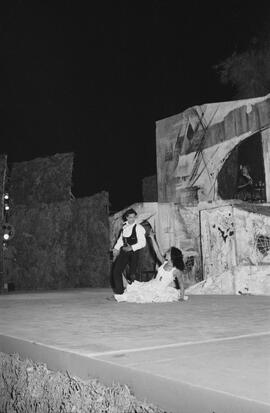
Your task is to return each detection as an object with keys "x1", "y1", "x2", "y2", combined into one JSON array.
[{"x1": 106, "y1": 296, "x2": 116, "y2": 301}]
